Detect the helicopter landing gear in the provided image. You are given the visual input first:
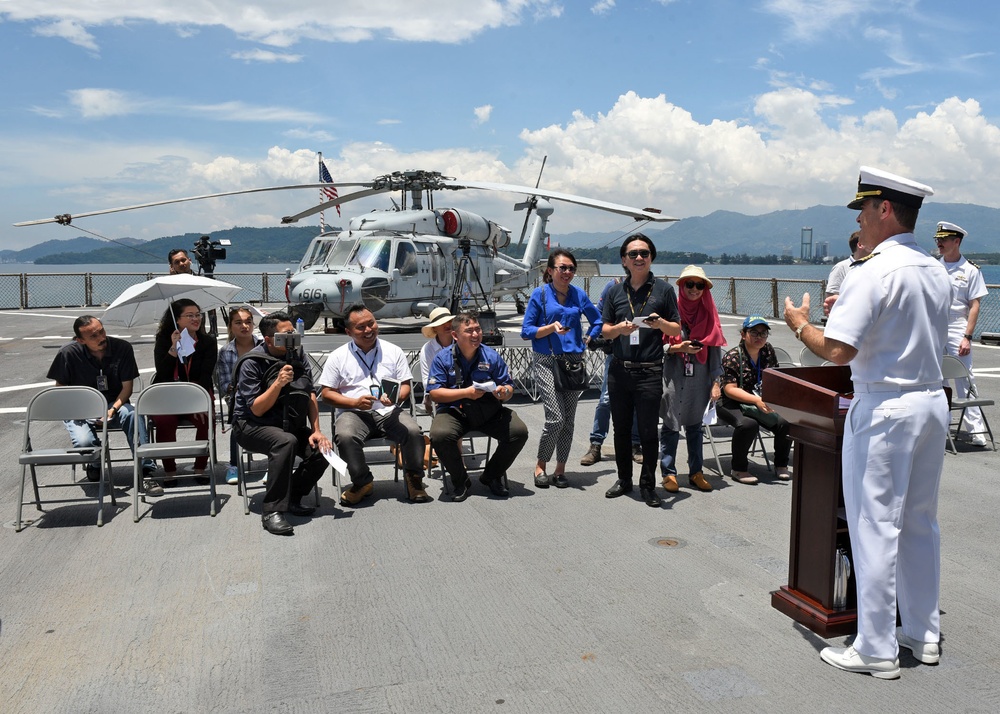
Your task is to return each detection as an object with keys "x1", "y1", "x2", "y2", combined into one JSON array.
[
  {"x1": 515, "y1": 296, "x2": 526, "y2": 315},
  {"x1": 324, "y1": 317, "x2": 346, "y2": 334}
]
